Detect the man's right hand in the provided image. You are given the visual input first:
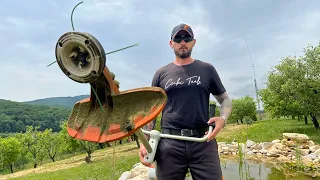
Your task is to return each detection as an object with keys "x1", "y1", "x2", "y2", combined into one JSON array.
[{"x1": 139, "y1": 144, "x2": 153, "y2": 167}]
